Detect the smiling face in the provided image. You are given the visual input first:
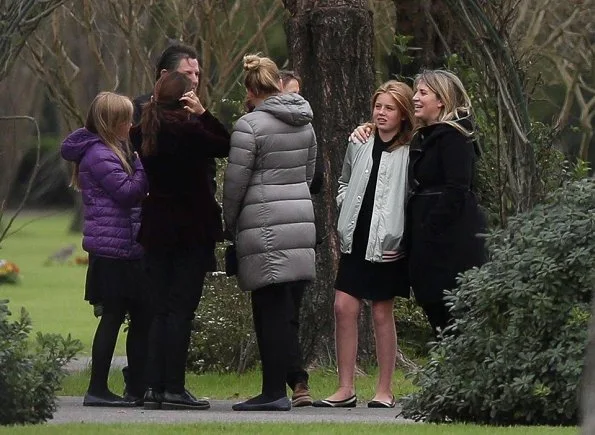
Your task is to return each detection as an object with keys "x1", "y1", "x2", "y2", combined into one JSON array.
[
  {"x1": 412, "y1": 80, "x2": 444, "y2": 125},
  {"x1": 372, "y1": 92, "x2": 402, "y2": 138}
]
